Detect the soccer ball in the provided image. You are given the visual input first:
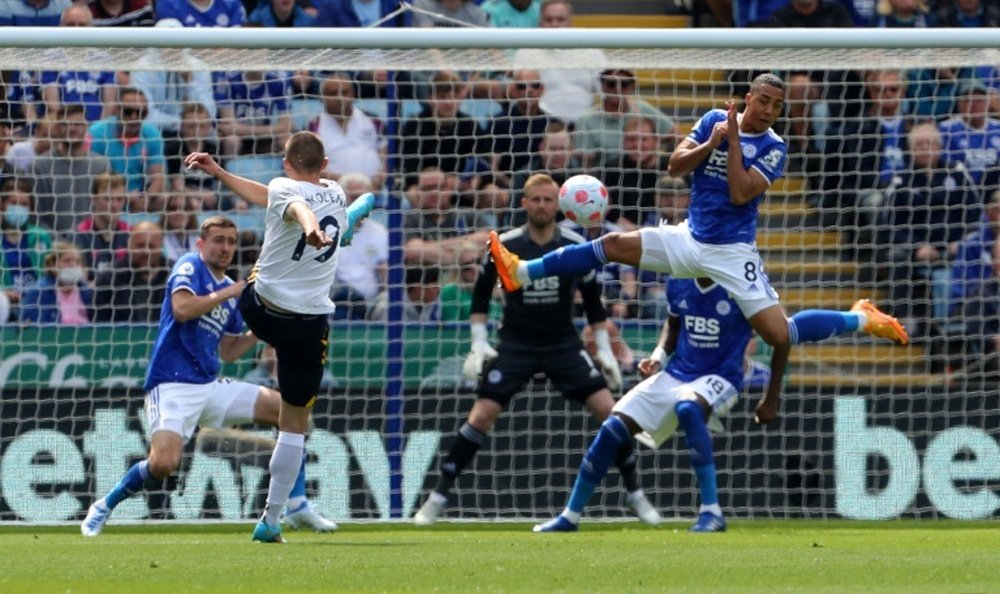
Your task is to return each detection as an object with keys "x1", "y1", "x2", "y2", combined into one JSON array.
[{"x1": 559, "y1": 174, "x2": 608, "y2": 227}]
